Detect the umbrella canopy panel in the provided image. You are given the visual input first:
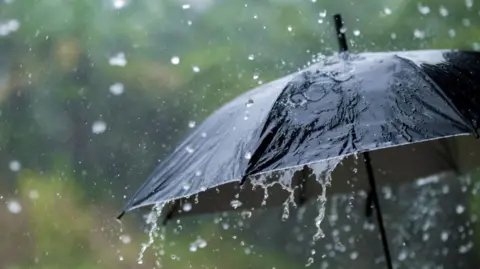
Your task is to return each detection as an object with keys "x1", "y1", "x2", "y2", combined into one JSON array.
[
  {"x1": 121, "y1": 50, "x2": 480, "y2": 216},
  {"x1": 162, "y1": 135, "x2": 480, "y2": 219}
]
